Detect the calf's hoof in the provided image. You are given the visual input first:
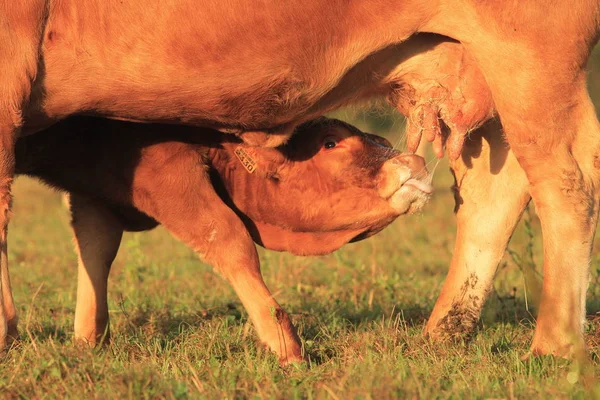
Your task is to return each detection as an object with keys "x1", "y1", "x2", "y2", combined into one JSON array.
[
  {"x1": 5, "y1": 317, "x2": 19, "y2": 346},
  {"x1": 74, "y1": 331, "x2": 111, "y2": 348},
  {"x1": 0, "y1": 319, "x2": 18, "y2": 352},
  {"x1": 279, "y1": 353, "x2": 306, "y2": 368}
]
